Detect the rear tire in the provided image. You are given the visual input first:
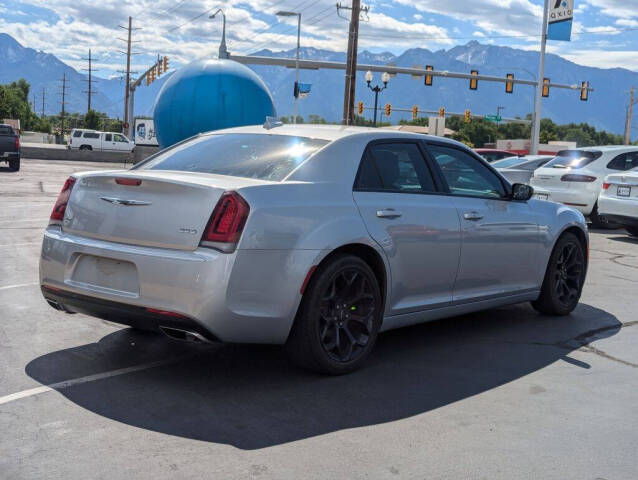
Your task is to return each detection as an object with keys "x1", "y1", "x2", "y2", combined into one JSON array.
[
  {"x1": 626, "y1": 226, "x2": 638, "y2": 237},
  {"x1": 79, "y1": 145, "x2": 92, "y2": 151},
  {"x1": 531, "y1": 232, "x2": 586, "y2": 316},
  {"x1": 8, "y1": 158, "x2": 19, "y2": 171},
  {"x1": 285, "y1": 254, "x2": 383, "y2": 375}
]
